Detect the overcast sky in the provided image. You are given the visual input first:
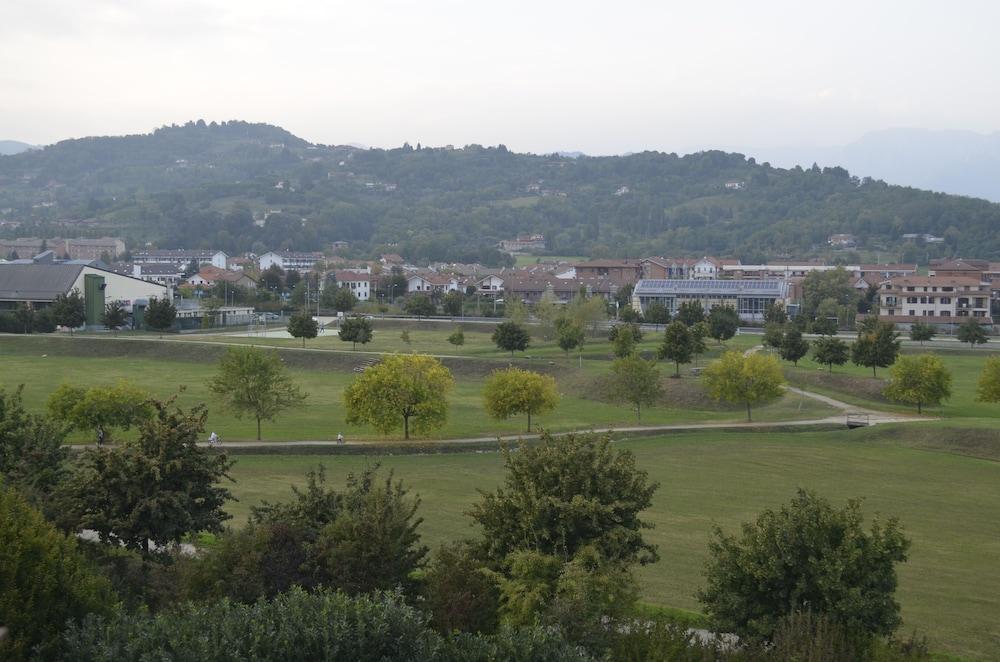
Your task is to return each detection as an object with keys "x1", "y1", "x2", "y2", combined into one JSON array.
[{"x1": 2, "y1": 0, "x2": 998, "y2": 154}]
